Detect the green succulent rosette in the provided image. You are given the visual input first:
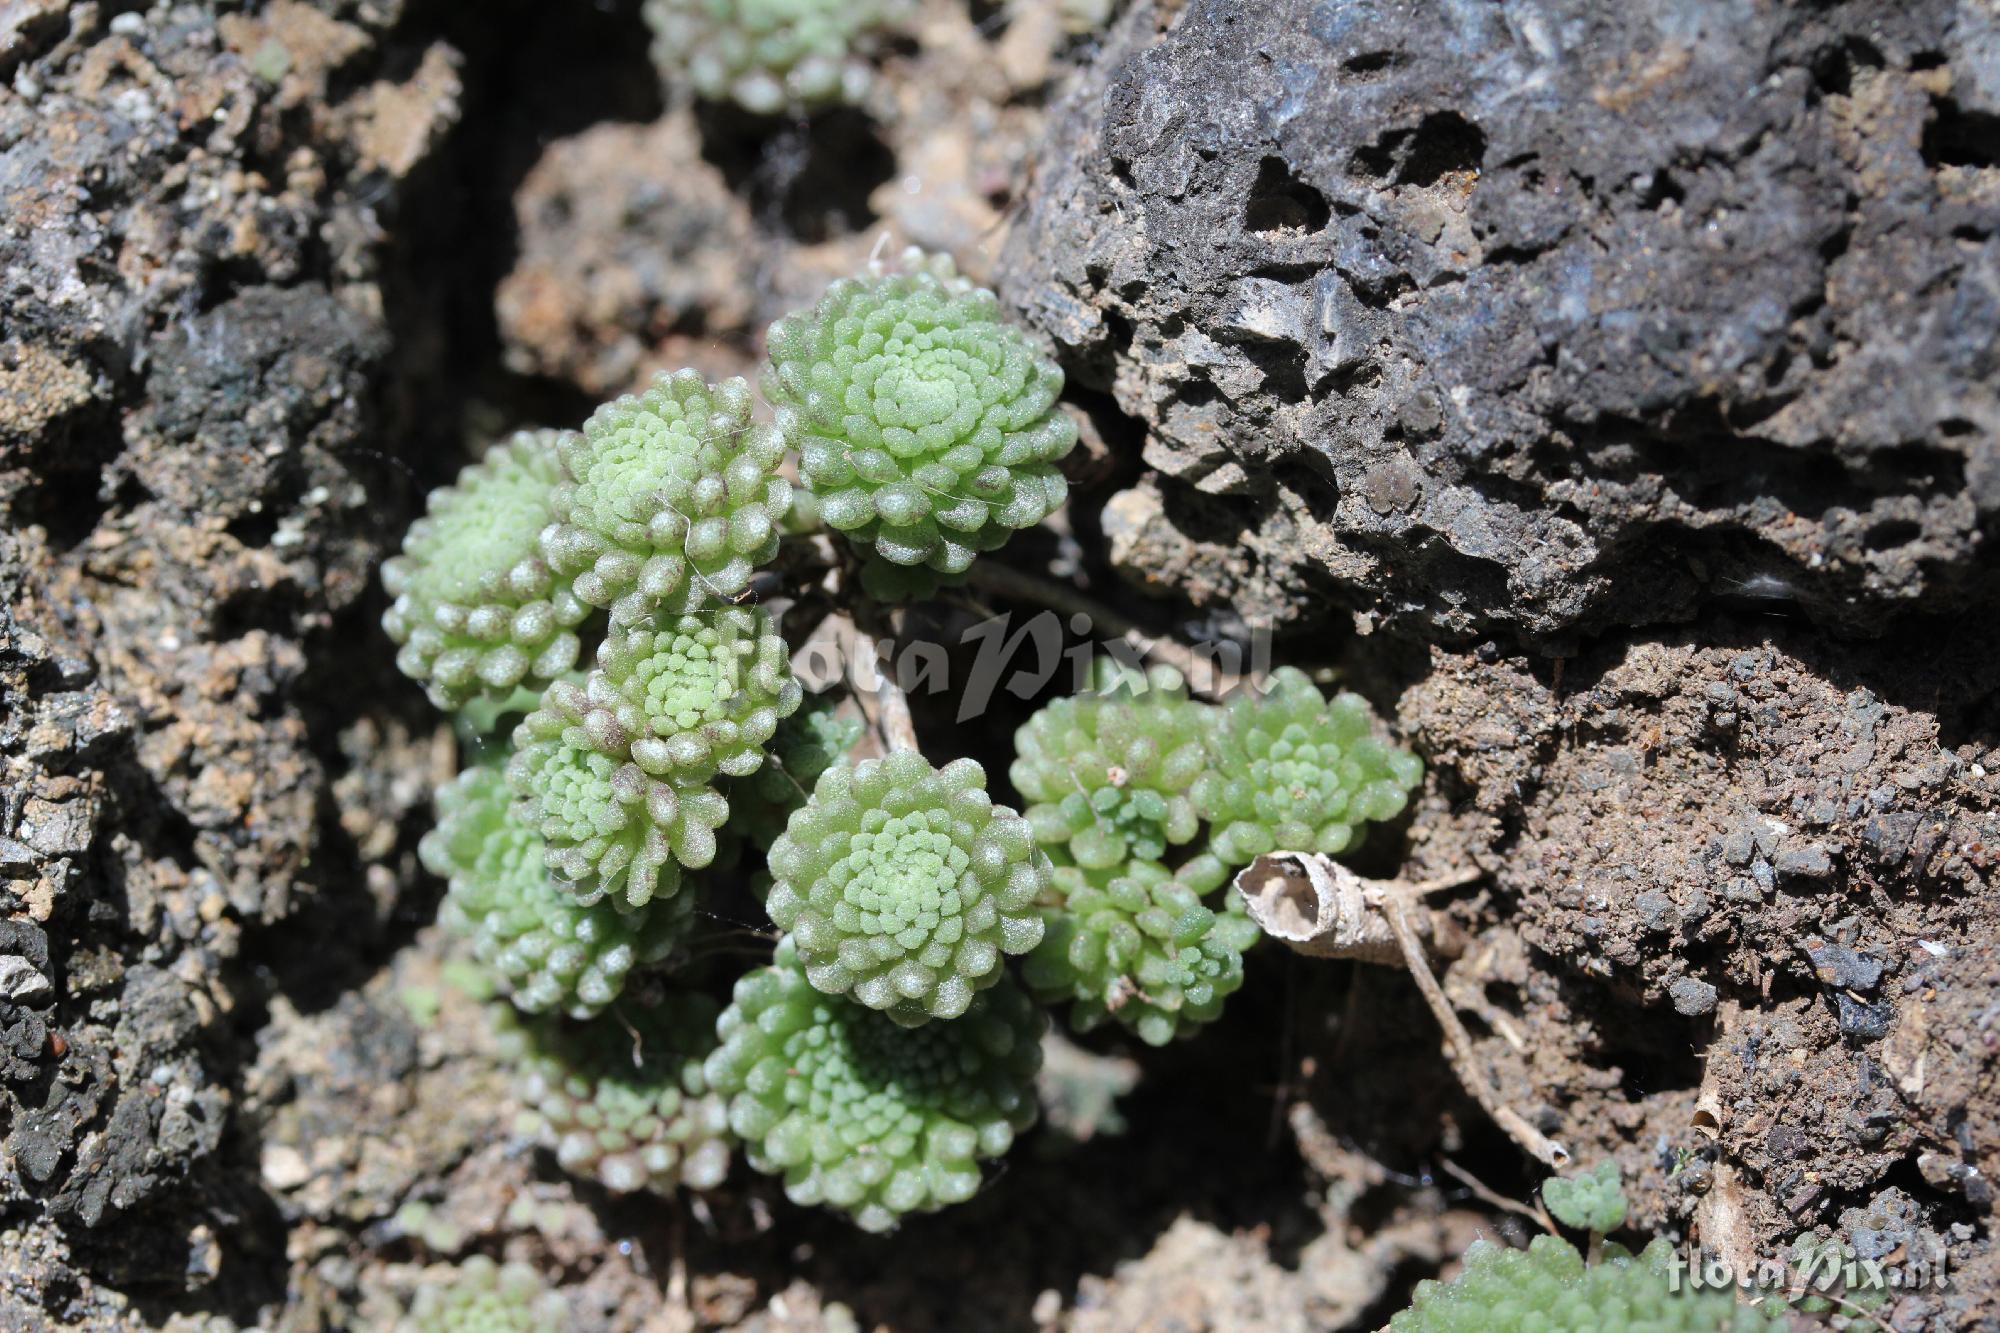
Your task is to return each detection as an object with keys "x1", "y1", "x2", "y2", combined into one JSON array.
[
  {"x1": 641, "y1": 0, "x2": 919, "y2": 114},
  {"x1": 704, "y1": 938, "x2": 1044, "y2": 1233},
  {"x1": 1185, "y1": 666, "x2": 1424, "y2": 888},
  {"x1": 506, "y1": 690, "x2": 730, "y2": 908},
  {"x1": 382, "y1": 430, "x2": 590, "y2": 713},
  {"x1": 1390, "y1": 1235, "x2": 1786, "y2": 1332},
  {"x1": 514, "y1": 993, "x2": 734, "y2": 1196},
  {"x1": 1543, "y1": 1159, "x2": 1630, "y2": 1234},
  {"x1": 765, "y1": 752, "x2": 1050, "y2": 1024},
  {"x1": 1023, "y1": 859, "x2": 1260, "y2": 1046},
  {"x1": 582, "y1": 607, "x2": 802, "y2": 783},
  {"x1": 1010, "y1": 663, "x2": 1214, "y2": 872},
  {"x1": 764, "y1": 249, "x2": 1076, "y2": 594},
  {"x1": 397, "y1": 1256, "x2": 569, "y2": 1333},
  {"x1": 540, "y1": 369, "x2": 790, "y2": 627},
  {"x1": 425, "y1": 763, "x2": 693, "y2": 1017}
]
